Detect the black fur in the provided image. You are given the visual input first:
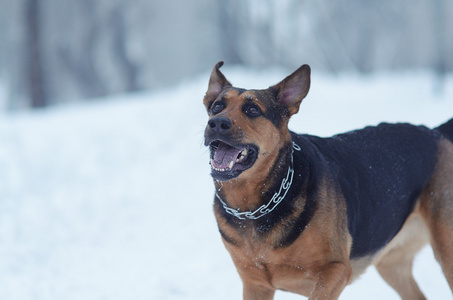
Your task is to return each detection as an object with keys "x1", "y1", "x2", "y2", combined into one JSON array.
[
  {"x1": 276, "y1": 133, "x2": 321, "y2": 247},
  {"x1": 293, "y1": 123, "x2": 439, "y2": 257},
  {"x1": 436, "y1": 118, "x2": 453, "y2": 142}
]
